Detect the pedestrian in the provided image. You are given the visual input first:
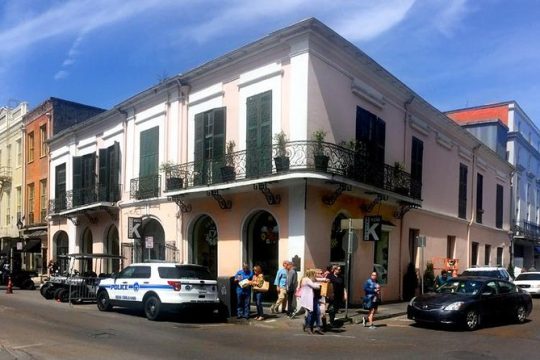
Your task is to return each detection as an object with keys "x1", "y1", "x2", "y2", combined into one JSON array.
[
  {"x1": 299, "y1": 269, "x2": 323, "y2": 335},
  {"x1": 286, "y1": 261, "x2": 298, "y2": 316},
  {"x1": 271, "y1": 260, "x2": 288, "y2": 314},
  {"x1": 234, "y1": 263, "x2": 253, "y2": 320},
  {"x1": 434, "y1": 269, "x2": 452, "y2": 290},
  {"x1": 327, "y1": 265, "x2": 346, "y2": 327},
  {"x1": 362, "y1": 271, "x2": 381, "y2": 329},
  {"x1": 251, "y1": 265, "x2": 265, "y2": 321}
]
